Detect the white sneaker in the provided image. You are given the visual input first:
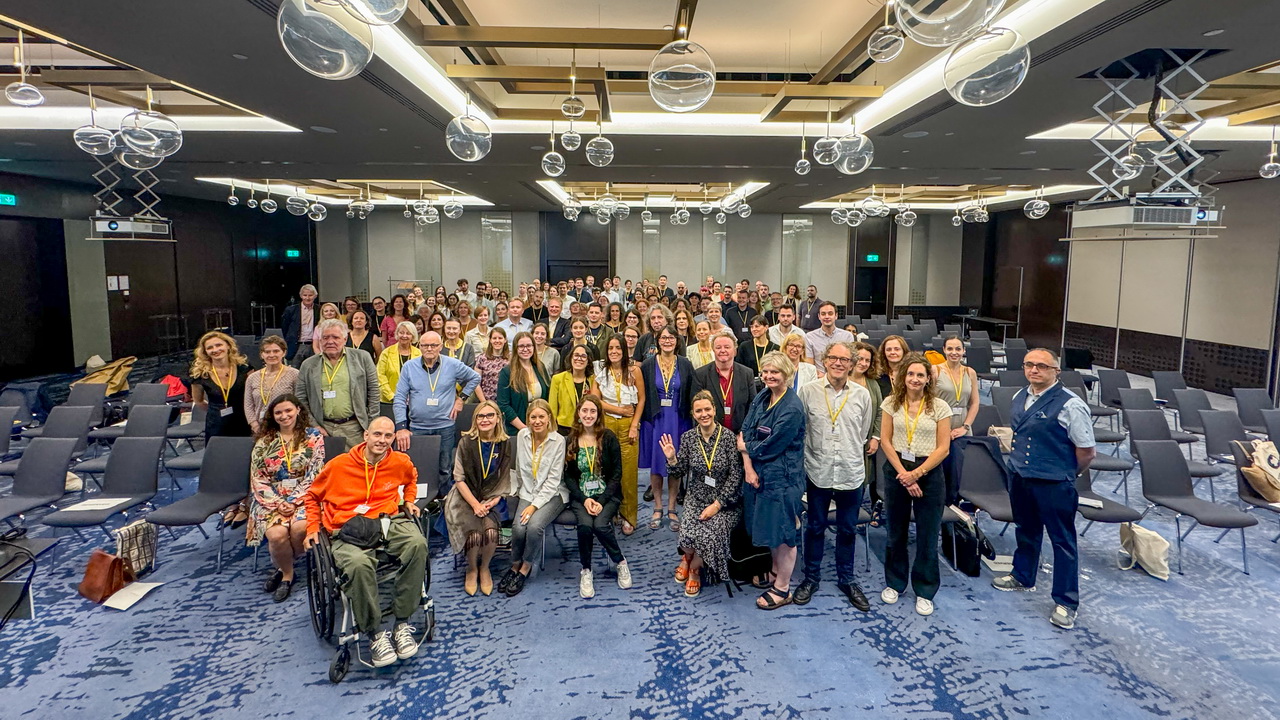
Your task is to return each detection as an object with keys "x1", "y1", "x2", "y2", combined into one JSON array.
[
  {"x1": 915, "y1": 597, "x2": 935, "y2": 616},
  {"x1": 1050, "y1": 604, "x2": 1077, "y2": 629},
  {"x1": 580, "y1": 568, "x2": 595, "y2": 599},
  {"x1": 616, "y1": 560, "x2": 632, "y2": 589},
  {"x1": 880, "y1": 587, "x2": 899, "y2": 604},
  {"x1": 392, "y1": 622, "x2": 419, "y2": 660},
  {"x1": 369, "y1": 630, "x2": 397, "y2": 668}
]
